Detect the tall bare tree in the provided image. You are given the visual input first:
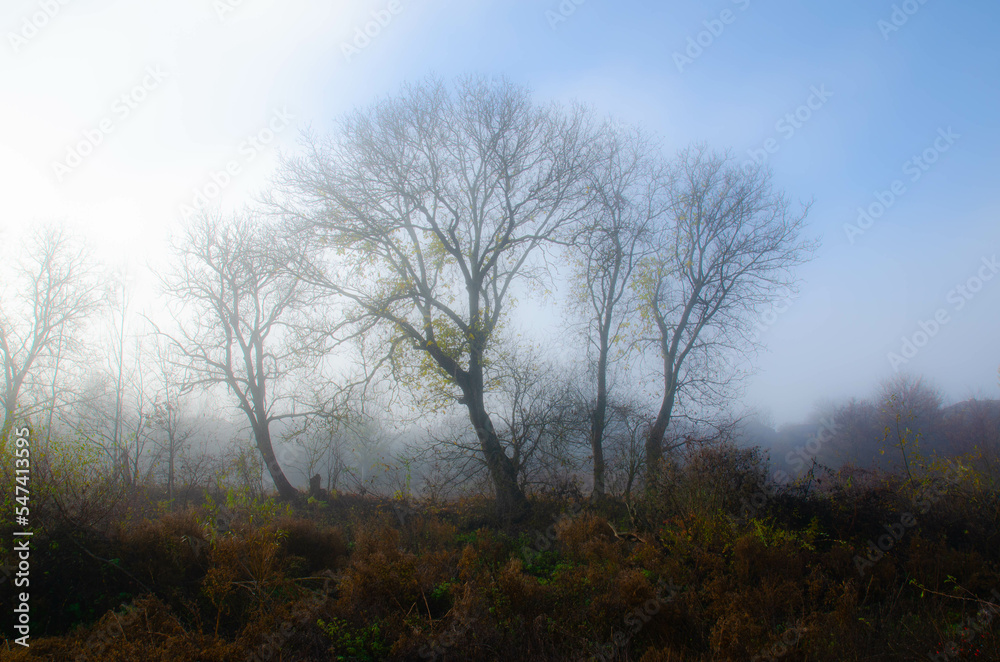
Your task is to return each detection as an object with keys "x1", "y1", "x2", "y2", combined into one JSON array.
[
  {"x1": 149, "y1": 338, "x2": 199, "y2": 504},
  {"x1": 159, "y1": 211, "x2": 325, "y2": 501},
  {"x1": 270, "y1": 76, "x2": 596, "y2": 517},
  {"x1": 0, "y1": 225, "x2": 102, "y2": 453},
  {"x1": 94, "y1": 274, "x2": 155, "y2": 487},
  {"x1": 571, "y1": 124, "x2": 665, "y2": 498},
  {"x1": 640, "y1": 146, "x2": 813, "y2": 472}
]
